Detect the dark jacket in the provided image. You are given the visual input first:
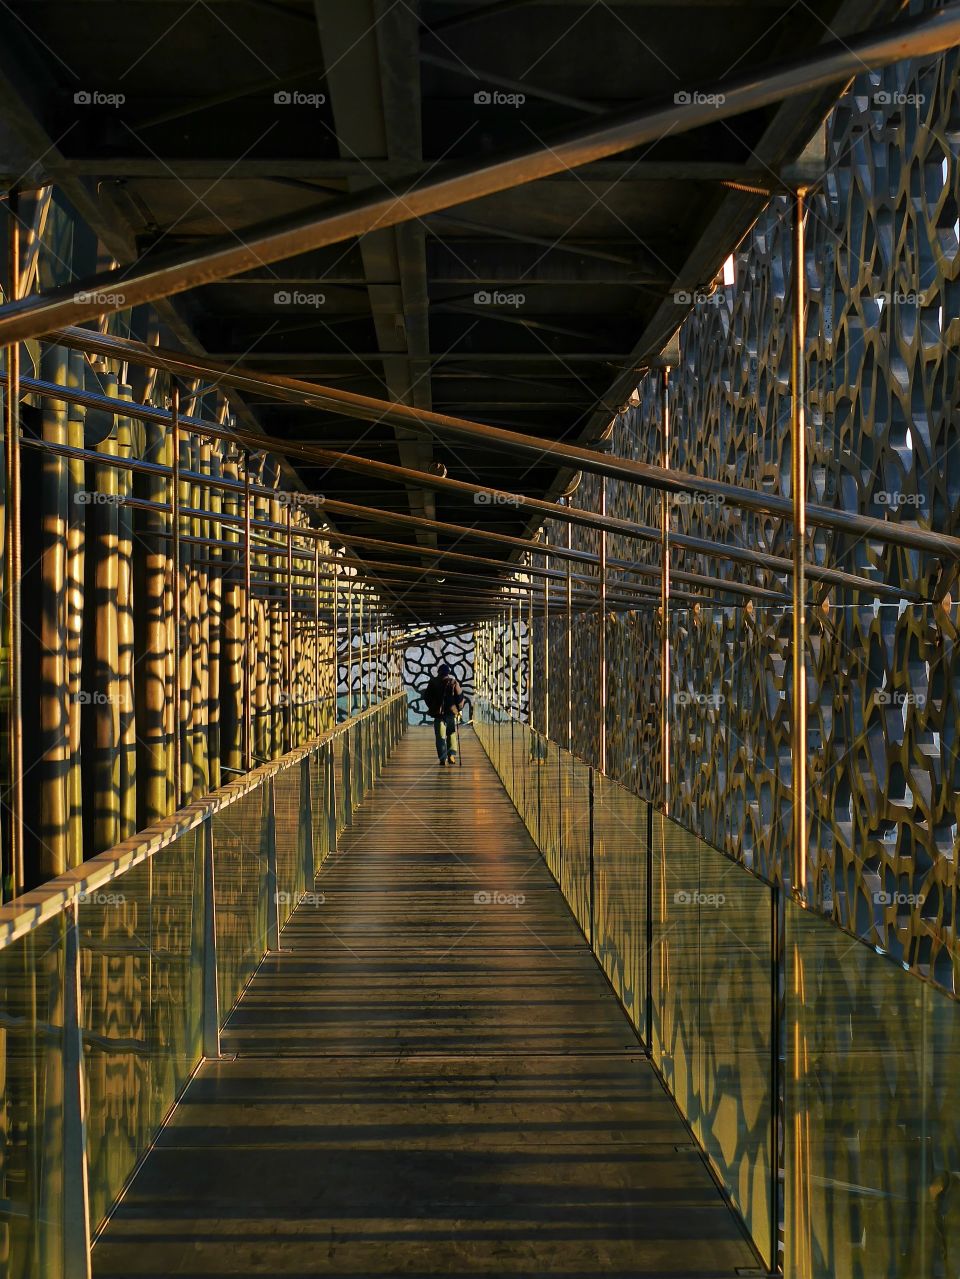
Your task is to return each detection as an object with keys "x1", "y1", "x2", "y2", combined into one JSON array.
[{"x1": 424, "y1": 673, "x2": 465, "y2": 719}]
